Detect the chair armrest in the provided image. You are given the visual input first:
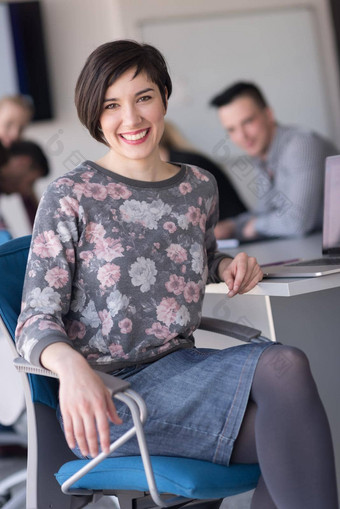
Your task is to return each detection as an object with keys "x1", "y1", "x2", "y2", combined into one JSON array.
[
  {"x1": 13, "y1": 357, "x2": 130, "y2": 395},
  {"x1": 199, "y1": 316, "x2": 261, "y2": 342}
]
